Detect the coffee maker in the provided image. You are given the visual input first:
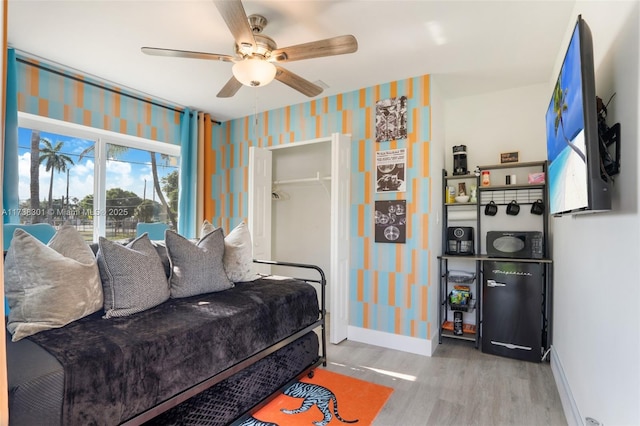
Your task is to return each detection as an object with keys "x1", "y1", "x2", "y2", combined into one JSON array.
[{"x1": 453, "y1": 145, "x2": 468, "y2": 175}]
